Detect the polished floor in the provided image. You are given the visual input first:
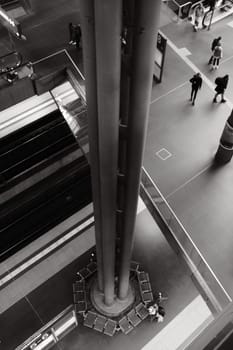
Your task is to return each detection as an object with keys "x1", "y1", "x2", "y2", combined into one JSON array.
[
  {"x1": 1, "y1": 1, "x2": 233, "y2": 349},
  {"x1": 0, "y1": 202, "x2": 203, "y2": 350}
]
